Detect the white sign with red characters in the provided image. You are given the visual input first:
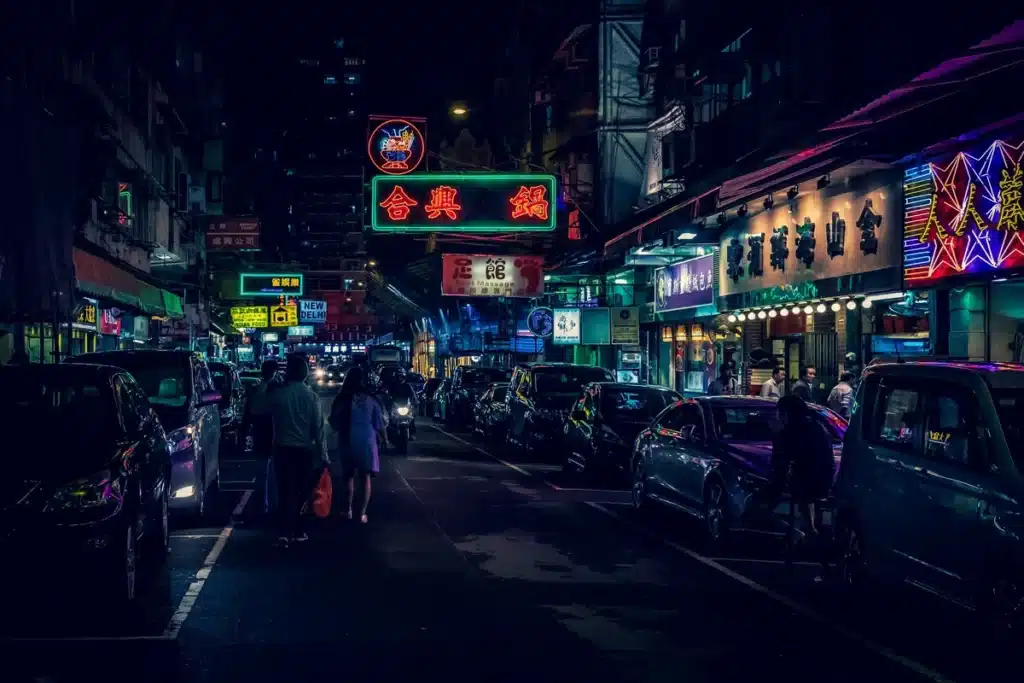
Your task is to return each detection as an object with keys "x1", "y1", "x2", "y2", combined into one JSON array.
[{"x1": 441, "y1": 254, "x2": 545, "y2": 298}]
